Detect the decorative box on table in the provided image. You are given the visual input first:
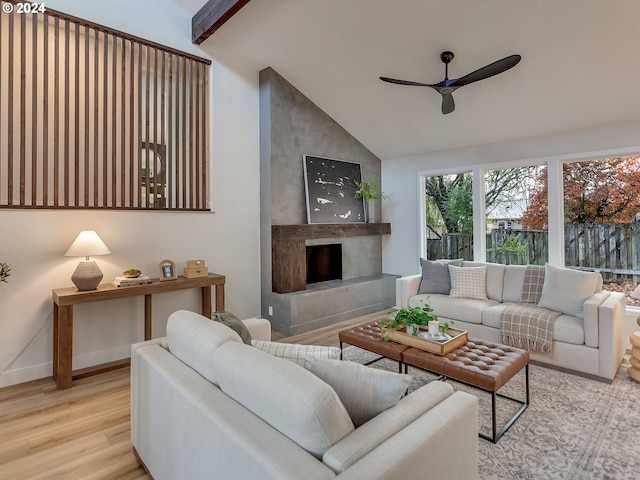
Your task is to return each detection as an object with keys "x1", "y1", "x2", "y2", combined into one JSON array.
[
  {"x1": 183, "y1": 259, "x2": 208, "y2": 278},
  {"x1": 382, "y1": 325, "x2": 468, "y2": 356}
]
